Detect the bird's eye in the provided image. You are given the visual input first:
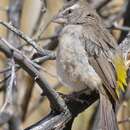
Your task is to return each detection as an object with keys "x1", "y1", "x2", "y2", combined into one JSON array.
[
  {"x1": 67, "y1": 9, "x2": 72, "y2": 14},
  {"x1": 63, "y1": 8, "x2": 73, "y2": 16},
  {"x1": 87, "y1": 14, "x2": 92, "y2": 17}
]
